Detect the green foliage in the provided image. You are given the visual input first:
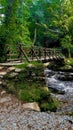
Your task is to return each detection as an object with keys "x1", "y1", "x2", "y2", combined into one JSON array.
[
  {"x1": 65, "y1": 58, "x2": 73, "y2": 67},
  {"x1": 4, "y1": 0, "x2": 19, "y2": 44},
  {"x1": 18, "y1": 87, "x2": 49, "y2": 102},
  {"x1": 15, "y1": 62, "x2": 29, "y2": 69},
  {"x1": 1, "y1": 0, "x2": 73, "y2": 60},
  {"x1": 16, "y1": 2, "x2": 32, "y2": 45},
  {"x1": 40, "y1": 99, "x2": 58, "y2": 112},
  {"x1": 60, "y1": 0, "x2": 73, "y2": 57},
  {"x1": 0, "y1": 0, "x2": 32, "y2": 45},
  {"x1": 68, "y1": 16, "x2": 73, "y2": 42},
  {"x1": 61, "y1": 35, "x2": 71, "y2": 48}
]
